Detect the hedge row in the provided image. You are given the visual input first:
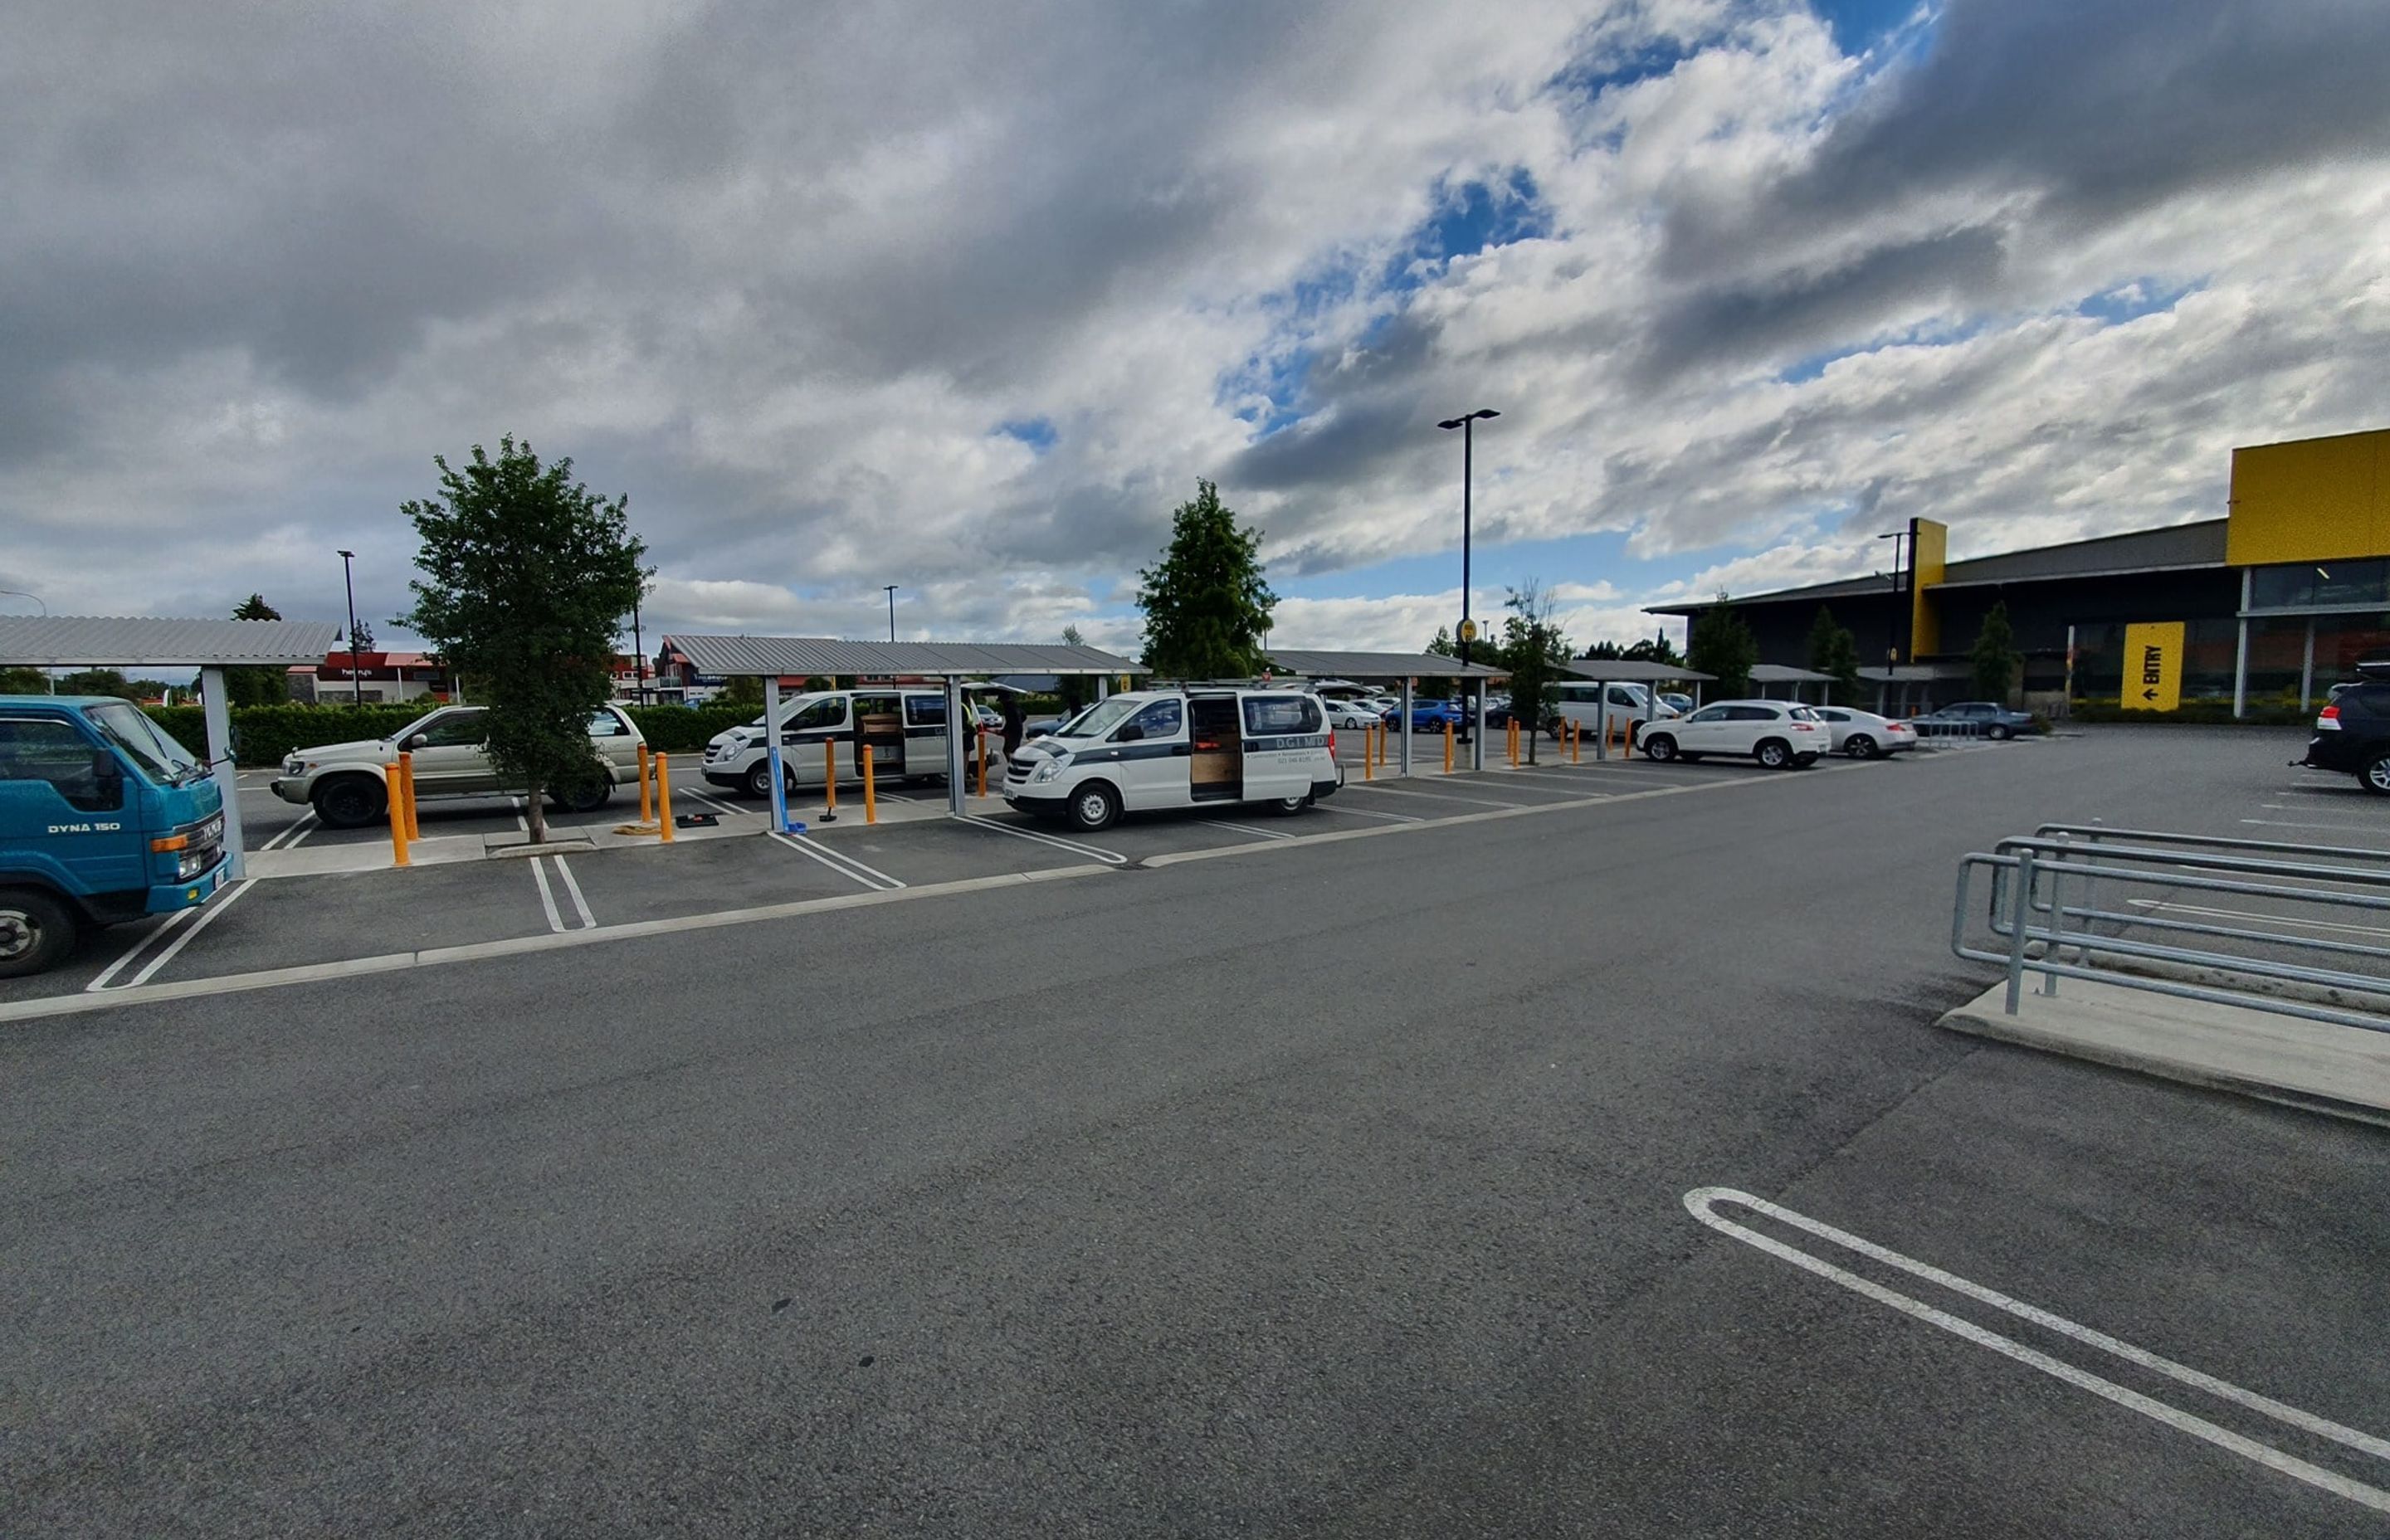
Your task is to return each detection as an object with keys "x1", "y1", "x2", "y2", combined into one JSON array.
[{"x1": 141, "y1": 702, "x2": 761, "y2": 765}]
